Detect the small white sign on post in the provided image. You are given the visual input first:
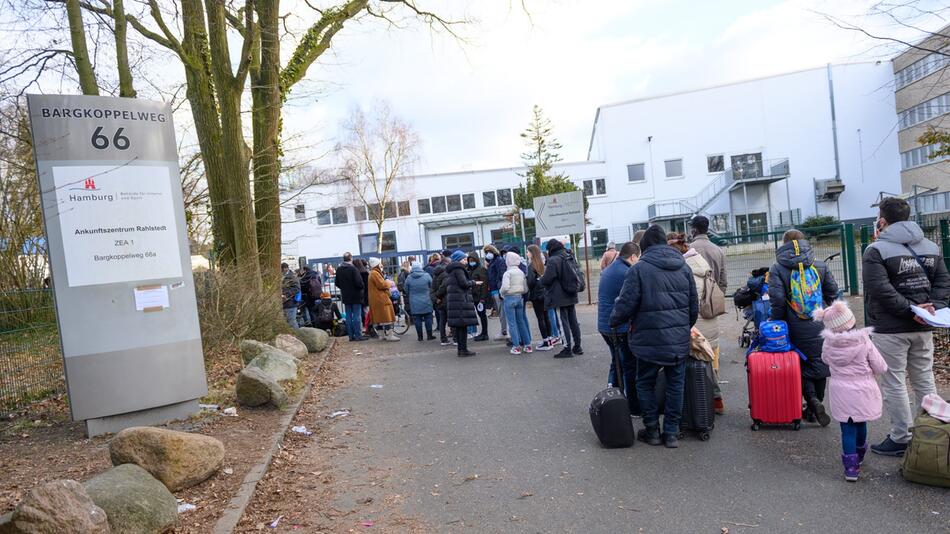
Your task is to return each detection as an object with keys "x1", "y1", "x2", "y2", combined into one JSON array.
[{"x1": 533, "y1": 191, "x2": 585, "y2": 235}]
